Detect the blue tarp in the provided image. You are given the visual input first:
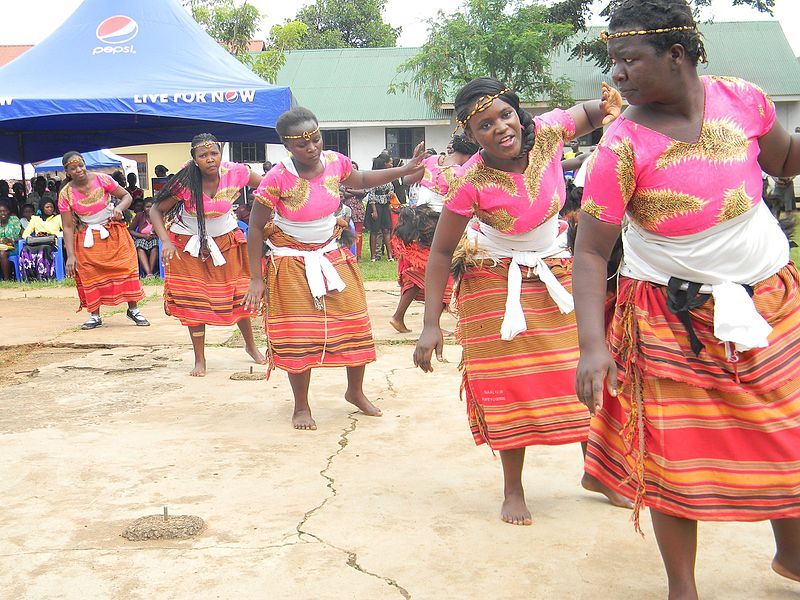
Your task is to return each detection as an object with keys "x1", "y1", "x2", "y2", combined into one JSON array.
[
  {"x1": 0, "y1": 0, "x2": 293, "y2": 163},
  {"x1": 34, "y1": 150, "x2": 121, "y2": 173}
]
